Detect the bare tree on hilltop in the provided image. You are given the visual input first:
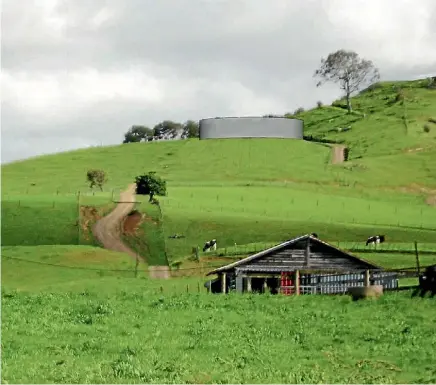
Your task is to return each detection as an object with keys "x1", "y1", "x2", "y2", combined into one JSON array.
[{"x1": 314, "y1": 49, "x2": 380, "y2": 113}]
